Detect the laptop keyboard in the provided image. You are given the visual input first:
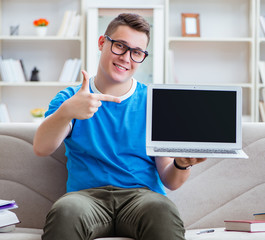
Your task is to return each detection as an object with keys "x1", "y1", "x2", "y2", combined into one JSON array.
[{"x1": 154, "y1": 148, "x2": 237, "y2": 154}]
